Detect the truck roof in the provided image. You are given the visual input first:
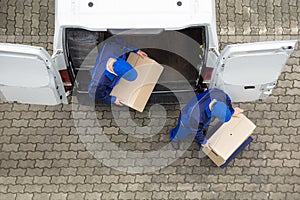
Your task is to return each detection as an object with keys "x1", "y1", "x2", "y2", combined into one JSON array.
[{"x1": 56, "y1": 0, "x2": 215, "y2": 30}]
